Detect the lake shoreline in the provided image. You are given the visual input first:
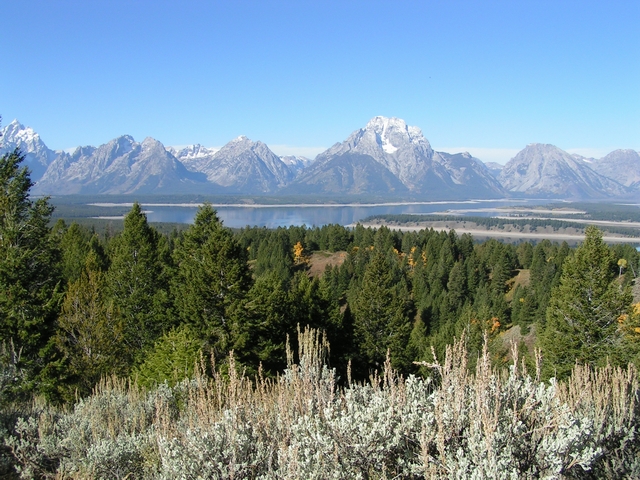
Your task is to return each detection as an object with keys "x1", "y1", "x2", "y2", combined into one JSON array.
[
  {"x1": 88, "y1": 198, "x2": 527, "y2": 209},
  {"x1": 353, "y1": 221, "x2": 640, "y2": 244}
]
